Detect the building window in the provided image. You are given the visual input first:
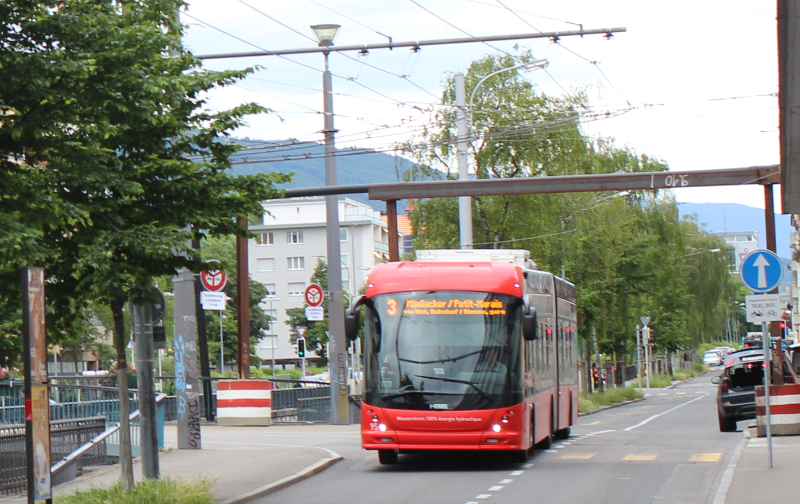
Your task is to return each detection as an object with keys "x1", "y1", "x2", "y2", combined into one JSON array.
[
  {"x1": 263, "y1": 309, "x2": 277, "y2": 333},
  {"x1": 287, "y1": 257, "x2": 305, "y2": 270},
  {"x1": 259, "y1": 335, "x2": 277, "y2": 349},
  {"x1": 256, "y1": 232, "x2": 274, "y2": 245},
  {"x1": 264, "y1": 284, "x2": 277, "y2": 297},
  {"x1": 257, "y1": 258, "x2": 275, "y2": 271},
  {"x1": 287, "y1": 231, "x2": 304, "y2": 244},
  {"x1": 342, "y1": 280, "x2": 350, "y2": 295},
  {"x1": 341, "y1": 253, "x2": 350, "y2": 267},
  {"x1": 288, "y1": 282, "x2": 305, "y2": 296},
  {"x1": 403, "y1": 235, "x2": 413, "y2": 253},
  {"x1": 340, "y1": 228, "x2": 349, "y2": 242}
]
